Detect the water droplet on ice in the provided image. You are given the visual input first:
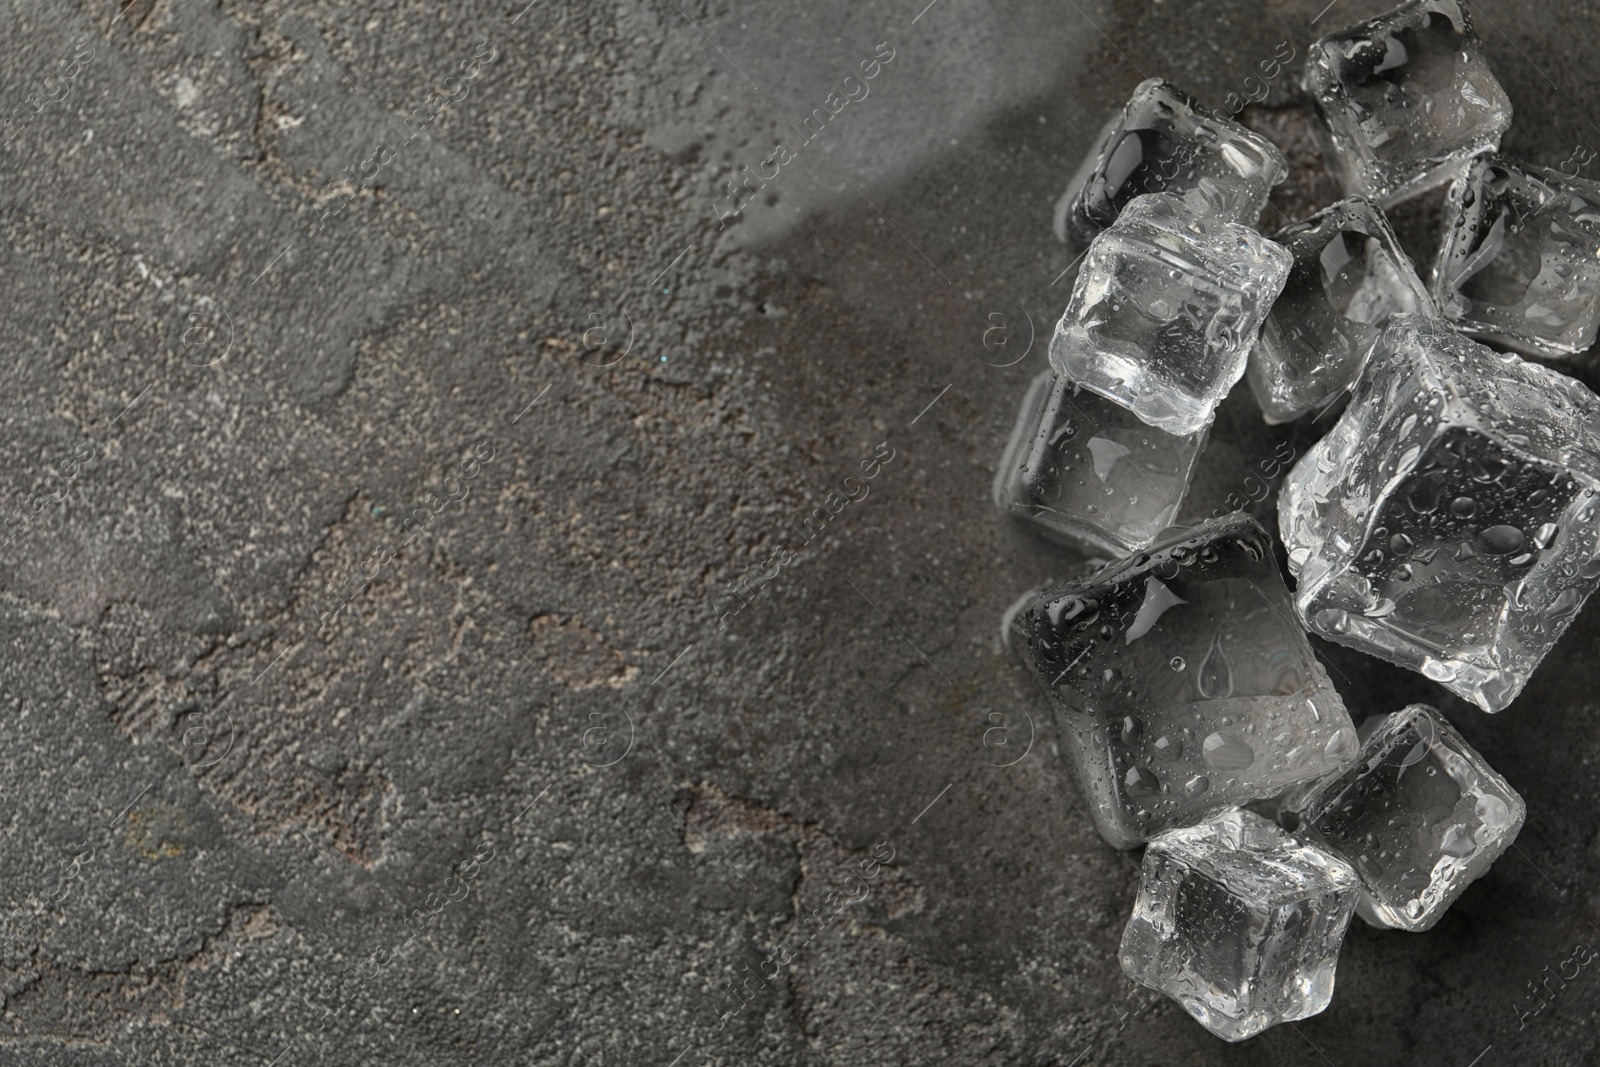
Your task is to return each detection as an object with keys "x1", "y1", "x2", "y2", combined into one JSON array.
[
  {"x1": 1152, "y1": 735, "x2": 1183, "y2": 761},
  {"x1": 1121, "y1": 716, "x2": 1143, "y2": 744},
  {"x1": 1196, "y1": 634, "x2": 1233, "y2": 699},
  {"x1": 1475, "y1": 795, "x2": 1510, "y2": 828},
  {"x1": 1170, "y1": 656, "x2": 1186, "y2": 671},
  {"x1": 1409, "y1": 479, "x2": 1440, "y2": 513},
  {"x1": 1314, "y1": 608, "x2": 1352, "y2": 634},
  {"x1": 1183, "y1": 775, "x2": 1209, "y2": 797},
  {"x1": 1450, "y1": 496, "x2": 1477, "y2": 518},
  {"x1": 1363, "y1": 597, "x2": 1396, "y2": 618},
  {"x1": 1440, "y1": 824, "x2": 1475, "y2": 857},
  {"x1": 1478, "y1": 524, "x2": 1524, "y2": 555},
  {"x1": 1124, "y1": 576, "x2": 1188, "y2": 643},
  {"x1": 1324, "y1": 727, "x2": 1359, "y2": 764},
  {"x1": 1202, "y1": 731, "x2": 1255, "y2": 771},
  {"x1": 1124, "y1": 765, "x2": 1161, "y2": 797}
]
